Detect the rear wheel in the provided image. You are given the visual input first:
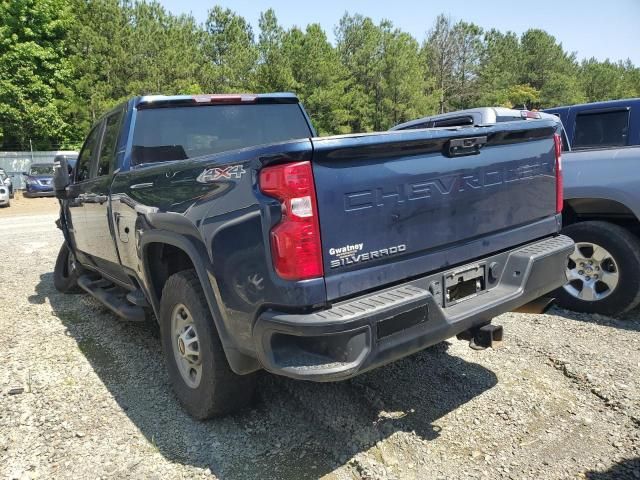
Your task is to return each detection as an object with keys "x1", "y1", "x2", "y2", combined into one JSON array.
[
  {"x1": 159, "y1": 269, "x2": 256, "y2": 419},
  {"x1": 554, "y1": 221, "x2": 640, "y2": 316},
  {"x1": 53, "y1": 242, "x2": 84, "y2": 293}
]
